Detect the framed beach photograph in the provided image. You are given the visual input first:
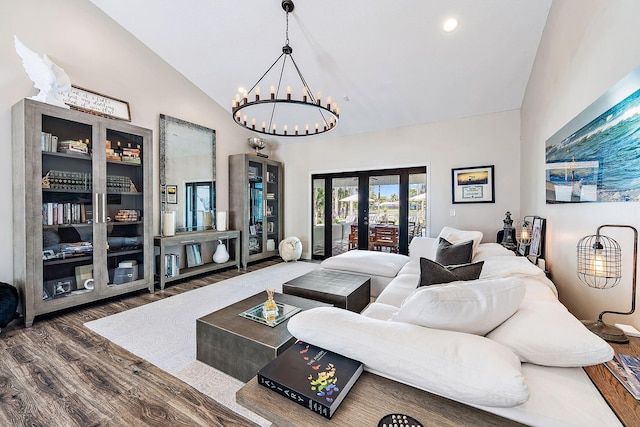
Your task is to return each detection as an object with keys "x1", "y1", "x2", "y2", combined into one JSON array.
[
  {"x1": 545, "y1": 64, "x2": 640, "y2": 204},
  {"x1": 451, "y1": 165, "x2": 495, "y2": 204}
]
